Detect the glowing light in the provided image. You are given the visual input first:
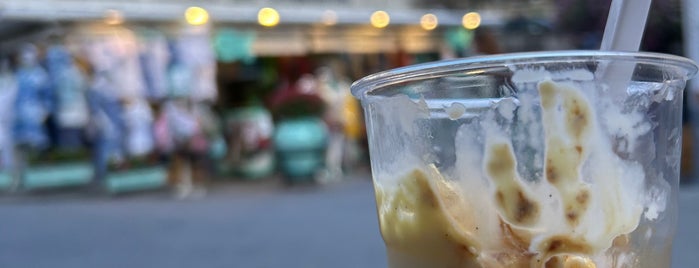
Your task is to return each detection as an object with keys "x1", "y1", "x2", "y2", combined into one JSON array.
[
  {"x1": 185, "y1": 6, "x2": 209, "y2": 26},
  {"x1": 321, "y1": 10, "x2": 338, "y2": 26},
  {"x1": 462, "y1": 12, "x2": 481, "y2": 30},
  {"x1": 420, "y1": 13, "x2": 438, "y2": 30},
  {"x1": 370, "y1": 10, "x2": 390, "y2": 28},
  {"x1": 258, "y1": 7, "x2": 280, "y2": 27},
  {"x1": 104, "y1": 9, "x2": 124, "y2": 25}
]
